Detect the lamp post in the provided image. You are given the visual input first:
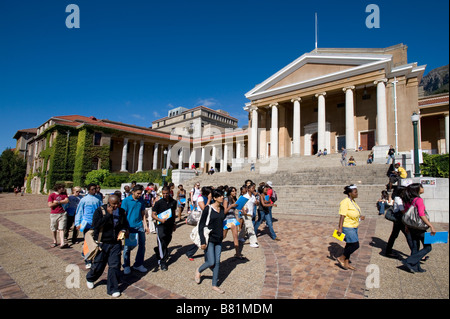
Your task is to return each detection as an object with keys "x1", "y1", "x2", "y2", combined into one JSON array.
[
  {"x1": 411, "y1": 112, "x2": 421, "y2": 177},
  {"x1": 162, "y1": 149, "x2": 168, "y2": 185}
]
